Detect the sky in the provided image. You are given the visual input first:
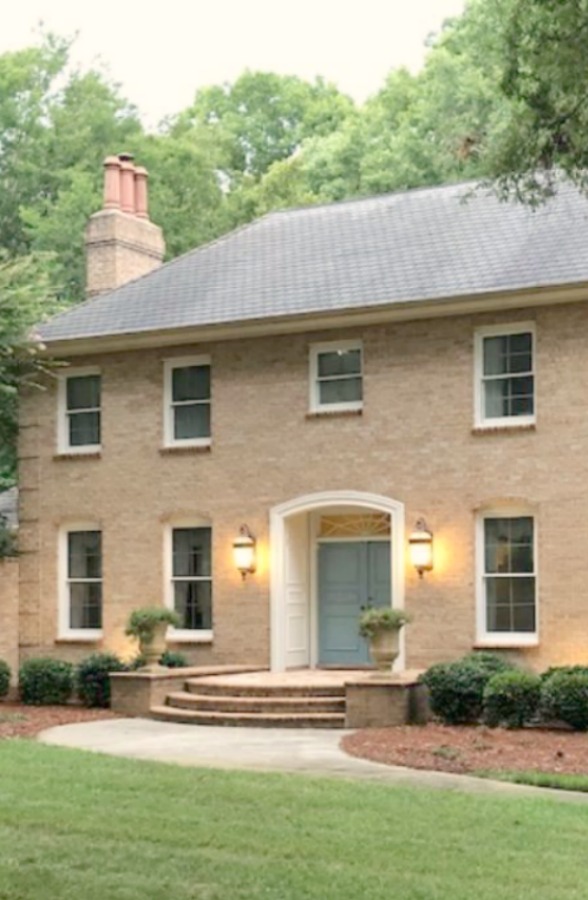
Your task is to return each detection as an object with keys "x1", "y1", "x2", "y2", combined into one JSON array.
[{"x1": 2, "y1": 0, "x2": 467, "y2": 127}]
